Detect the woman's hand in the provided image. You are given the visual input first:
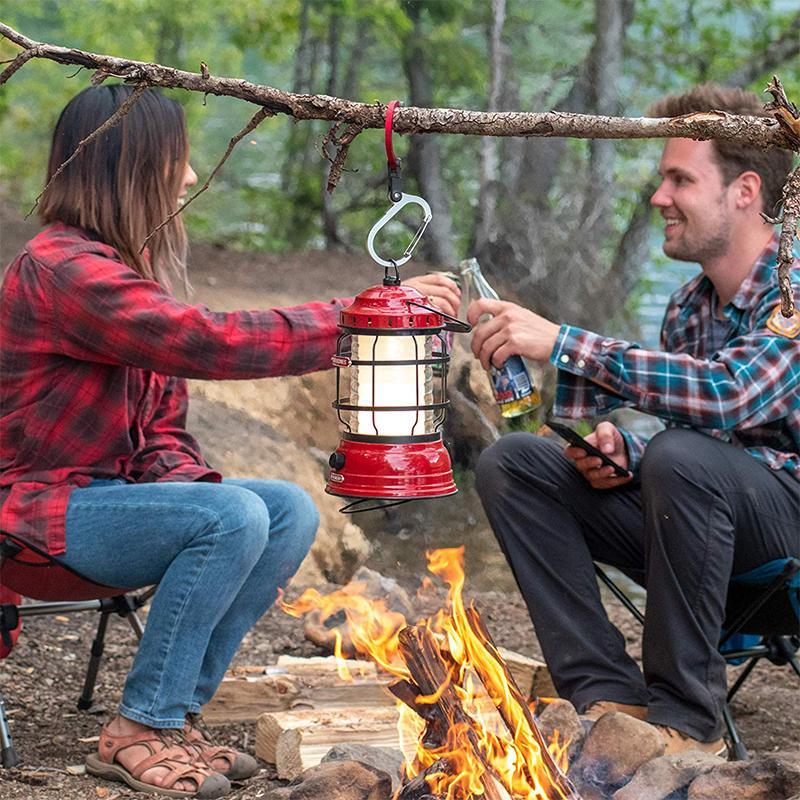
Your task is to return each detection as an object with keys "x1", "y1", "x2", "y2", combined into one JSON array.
[
  {"x1": 405, "y1": 274, "x2": 462, "y2": 319},
  {"x1": 564, "y1": 421, "x2": 633, "y2": 490}
]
